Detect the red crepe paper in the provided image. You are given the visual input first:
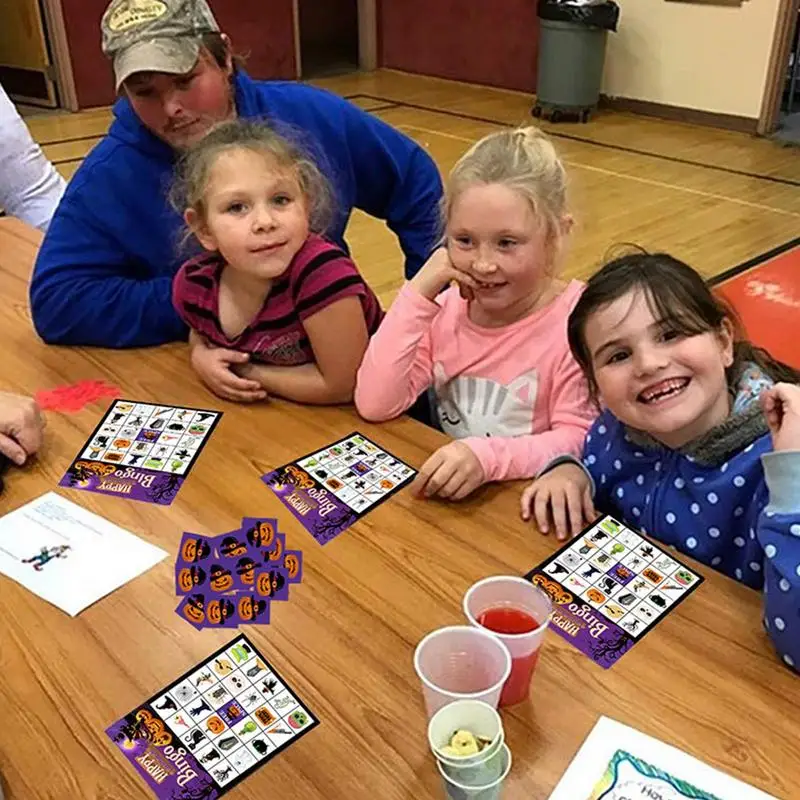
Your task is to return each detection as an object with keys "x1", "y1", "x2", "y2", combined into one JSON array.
[{"x1": 36, "y1": 380, "x2": 122, "y2": 413}]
